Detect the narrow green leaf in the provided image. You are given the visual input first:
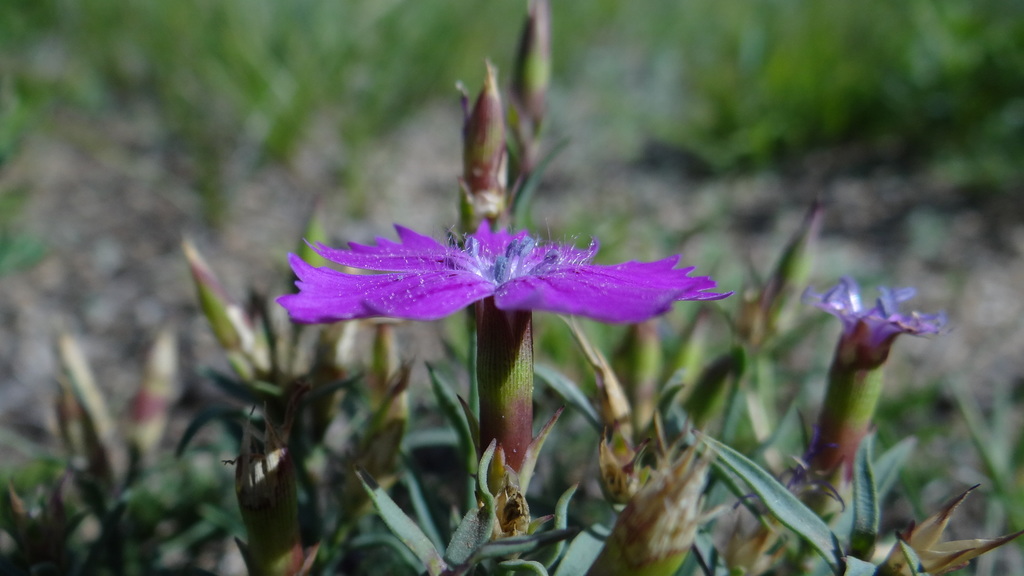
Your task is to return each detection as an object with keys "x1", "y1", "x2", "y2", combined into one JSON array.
[
  {"x1": 873, "y1": 437, "x2": 915, "y2": 499},
  {"x1": 402, "y1": 464, "x2": 446, "y2": 552},
  {"x1": 348, "y1": 532, "x2": 421, "y2": 571},
  {"x1": 498, "y1": 559, "x2": 550, "y2": 575},
  {"x1": 850, "y1": 435, "x2": 879, "y2": 560},
  {"x1": 842, "y1": 556, "x2": 878, "y2": 576},
  {"x1": 519, "y1": 407, "x2": 563, "y2": 494},
  {"x1": 898, "y1": 540, "x2": 928, "y2": 576},
  {"x1": 175, "y1": 405, "x2": 244, "y2": 456},
  {"x1": 689, "y1": 529, "x2": 725, "y2": 576},
  {"x1": 444, "y1": 442, "x2": 498, "y2": 566},
  {"x1": 533, "y1": 484, "x2": 578, "y2": 568},
  {"x1": 199, "y1": 367, "x2": 259, "y2": 403},
  {"x1": 535, "y1": 364, "x2": 602, "y2": 431},
  {"x1": 700, "y1": 433, "x2": 843, "y2": 574},
  {"x1": 471, "y1": 529, "x2": 577, "y2": 562},
  {"x1": 298, "y1": 373, "x2": 361, "y2": 408},
  {"x1": 553, "y1": 525, "x2": 608, "y2": 576},
  {"x1": 357, "y1": 469, "x2": 446, "y2": 576},
  {"x1": 429, "y1": 365, "x2": 475, "y2": 464}
]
